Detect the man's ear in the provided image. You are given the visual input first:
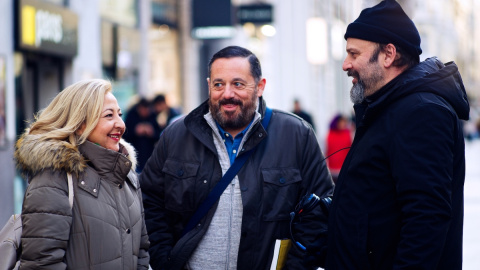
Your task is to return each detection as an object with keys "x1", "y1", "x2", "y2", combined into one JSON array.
[
  {"x1": 383, "y1": 43, "x2": 397, "y2": 68},
  {"x1": 207, "y1": 77, "x2": 211, "y2": 94},
  {"x1": 257, "y1": 78, "x2": 266, "y2": 97}
]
